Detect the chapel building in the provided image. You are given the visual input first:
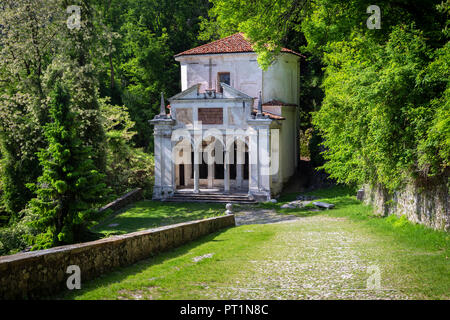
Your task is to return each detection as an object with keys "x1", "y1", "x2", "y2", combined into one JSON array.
[{"x1": 151, "y1": 33, "x2": 303, "y2": 202}]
